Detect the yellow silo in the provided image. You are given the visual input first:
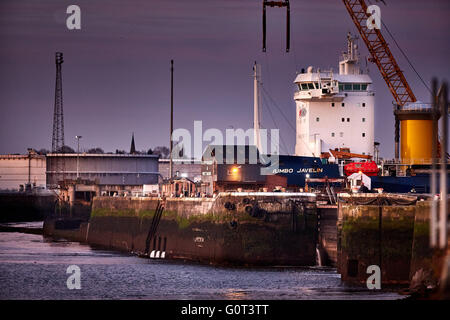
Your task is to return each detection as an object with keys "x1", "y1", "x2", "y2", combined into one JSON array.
[
  {"x1": 395, "y1": 102, "x2": 436, "y2": 165},
  {"x1": 400, "y1": 119, "x2": 433, "y2": 164}
]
